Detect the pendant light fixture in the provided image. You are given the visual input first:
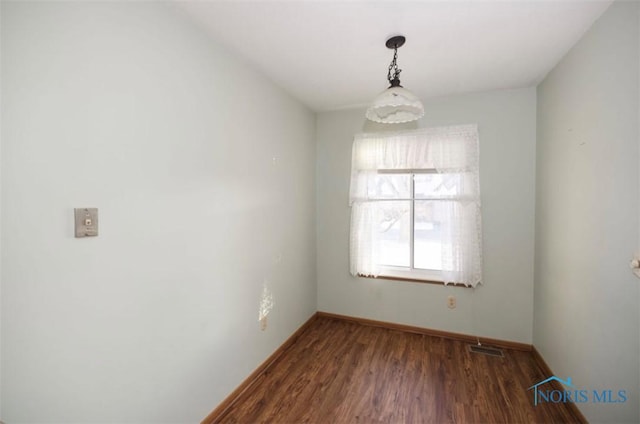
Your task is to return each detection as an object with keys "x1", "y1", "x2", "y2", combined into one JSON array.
[{"x1": 365, "y1": 35, "x2": 424, "y2": 124}]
